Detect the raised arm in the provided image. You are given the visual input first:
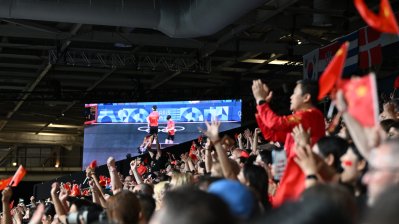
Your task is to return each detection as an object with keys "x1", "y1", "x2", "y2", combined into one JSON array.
[
  {"x1": 50, "y1": 182, "x2": 67, "y2": 224},
  {"x1": 204, "y1": 139, "x2": 213, "y2": 174},
  {"x1": 255, "y1": 114, "x2": 287, "y2": 143},
  {"x1": 2, "y1": 187, "x2": 12, "y2": 224},
  {"x1": 252, "y1": 79, "x2": 300, "y2": 131},
  {"x1": 203, "y1": 120, "x2": 237, "y2": 180},
  {"x1": 336, "y1": 91, "x2": 370, "y2": 160},
  {"x1": 252, "y1": 128, "x2": 261, "y2": 155},
  {"x1": 244, "y1": 129, "x2": 253, "y2": 150},
  {"x1": 237, "y1": 134, "x2": 244, "y2": 149},
  {"x1": 107, "y1": 157, "x2": 123, "y2": 194},
  {"x1": 130, "y1": 160, "x2": 144, "y2": 185},
  {"x1": 58, "y1": 184, "x2": 69, "y2": 213},
  {"x1": 292, "y1": 124, "x2": 337, "y2": 183}
]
